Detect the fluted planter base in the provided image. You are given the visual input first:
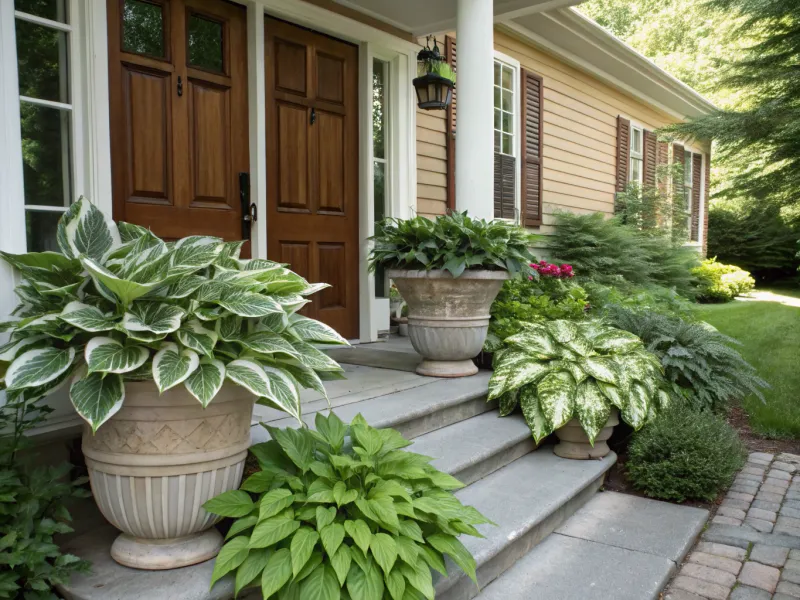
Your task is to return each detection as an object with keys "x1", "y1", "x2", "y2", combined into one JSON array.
[
  {"x1": 83, "y1": 382, "x2": 255, "y2": 570},
  {"x1": 554, "y1": 409, "x2": 619, "y2": 460}
]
